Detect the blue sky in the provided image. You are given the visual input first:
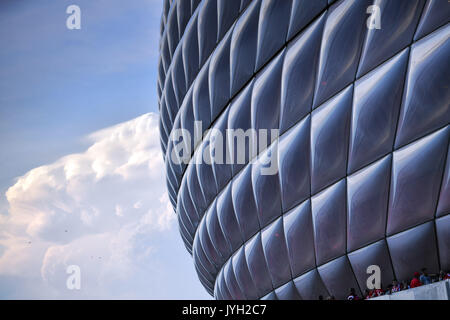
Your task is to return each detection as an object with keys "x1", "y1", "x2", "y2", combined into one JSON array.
[{"x1": 0, "y1": 0, "x2": 210, "y2": 299}]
